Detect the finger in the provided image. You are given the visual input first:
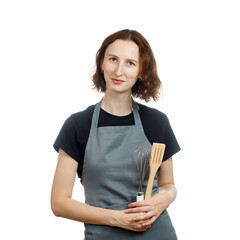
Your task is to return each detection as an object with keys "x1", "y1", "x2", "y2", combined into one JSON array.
[
  {"x1": 124, "y1": 206, "x2": 149, "y2": 213},
  {"x1": 129, "y1": 222, "x2": 148, "y2": 232},
  {"x1": 141, "y1": 216, "x2": 157, "y2": 227},
  {"x1": 137, "y1": 224, "x2": 149, "y2": 232},
  {"x1": 128, "y1": 200, "x2": 150, "y2": 208},
  {"x1": 132, "y1": 212, "x2": 153, "y2": 222},
  {"x1": 128, "y1": 202, "x2": 141, "y2": 208}
]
